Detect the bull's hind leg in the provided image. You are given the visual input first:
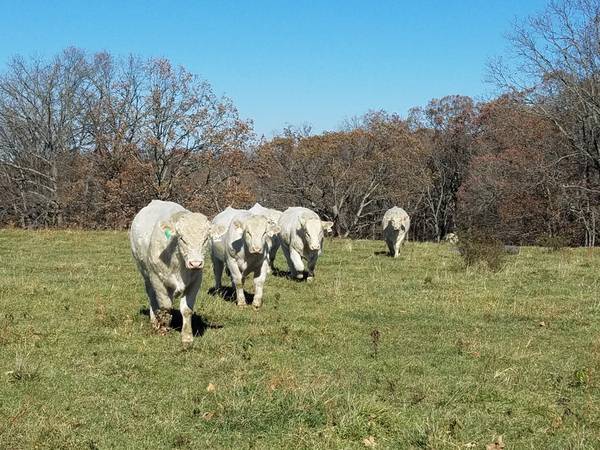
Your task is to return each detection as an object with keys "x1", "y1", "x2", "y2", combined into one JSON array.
[
  {"x1": 143, "y1": 277, "x2": 160, "y2": 327},
  {"x1": 268, "y1": 237, "x2": 280, "y2": 271},
  {"x1": 180, "y1": 275, "x2": 201, "y2": 347},
  {"x1": 280, "y1": 244, "x2": 295, "y2": 278},
  {"x1": 212, "y1": 254, "x2": 225, "y2": 290}
]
